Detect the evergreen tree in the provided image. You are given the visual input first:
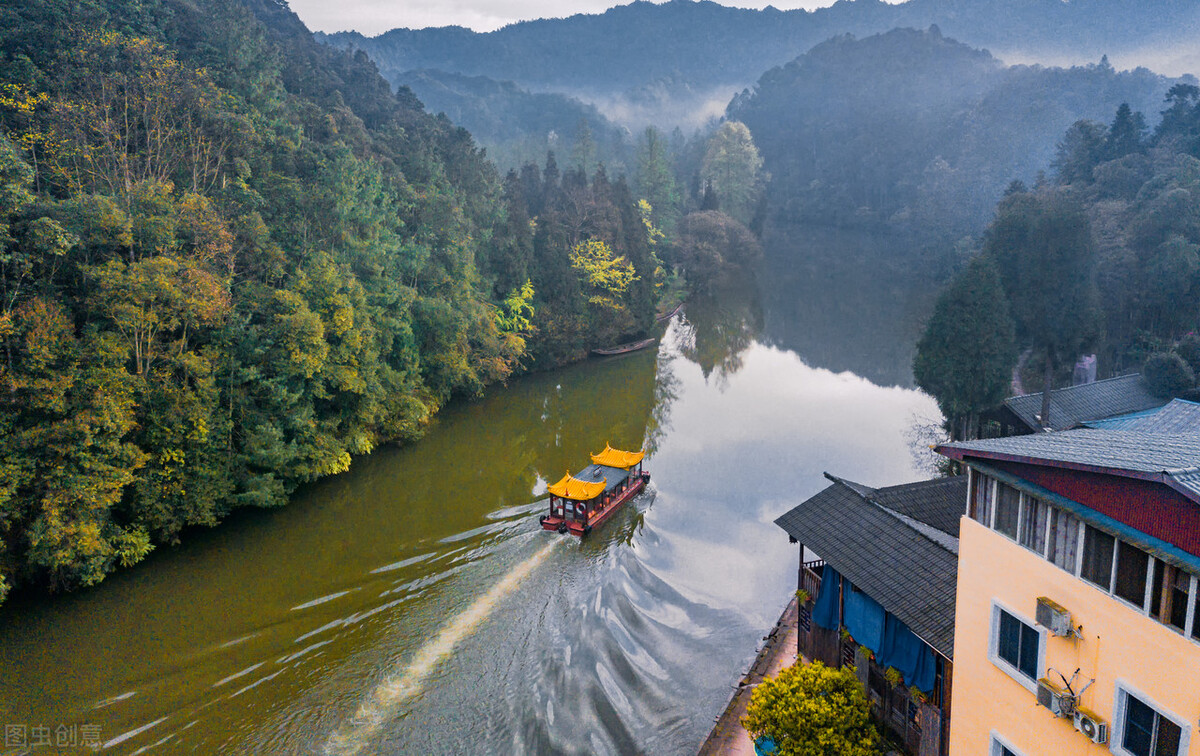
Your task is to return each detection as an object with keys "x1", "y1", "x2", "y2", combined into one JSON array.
[
  {"x1": 984, "y1": 189, "x2": 1099, "y2": 427},
  {"x1": 913, "y1": 254, "x2": 1017, "y2": 439},
  {"x1": 635, "y1": 126, "x2": 679, "y2": 233},
  {"x1": 1105, "y1": 103, "x2": 1146, "y2": 161}
]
